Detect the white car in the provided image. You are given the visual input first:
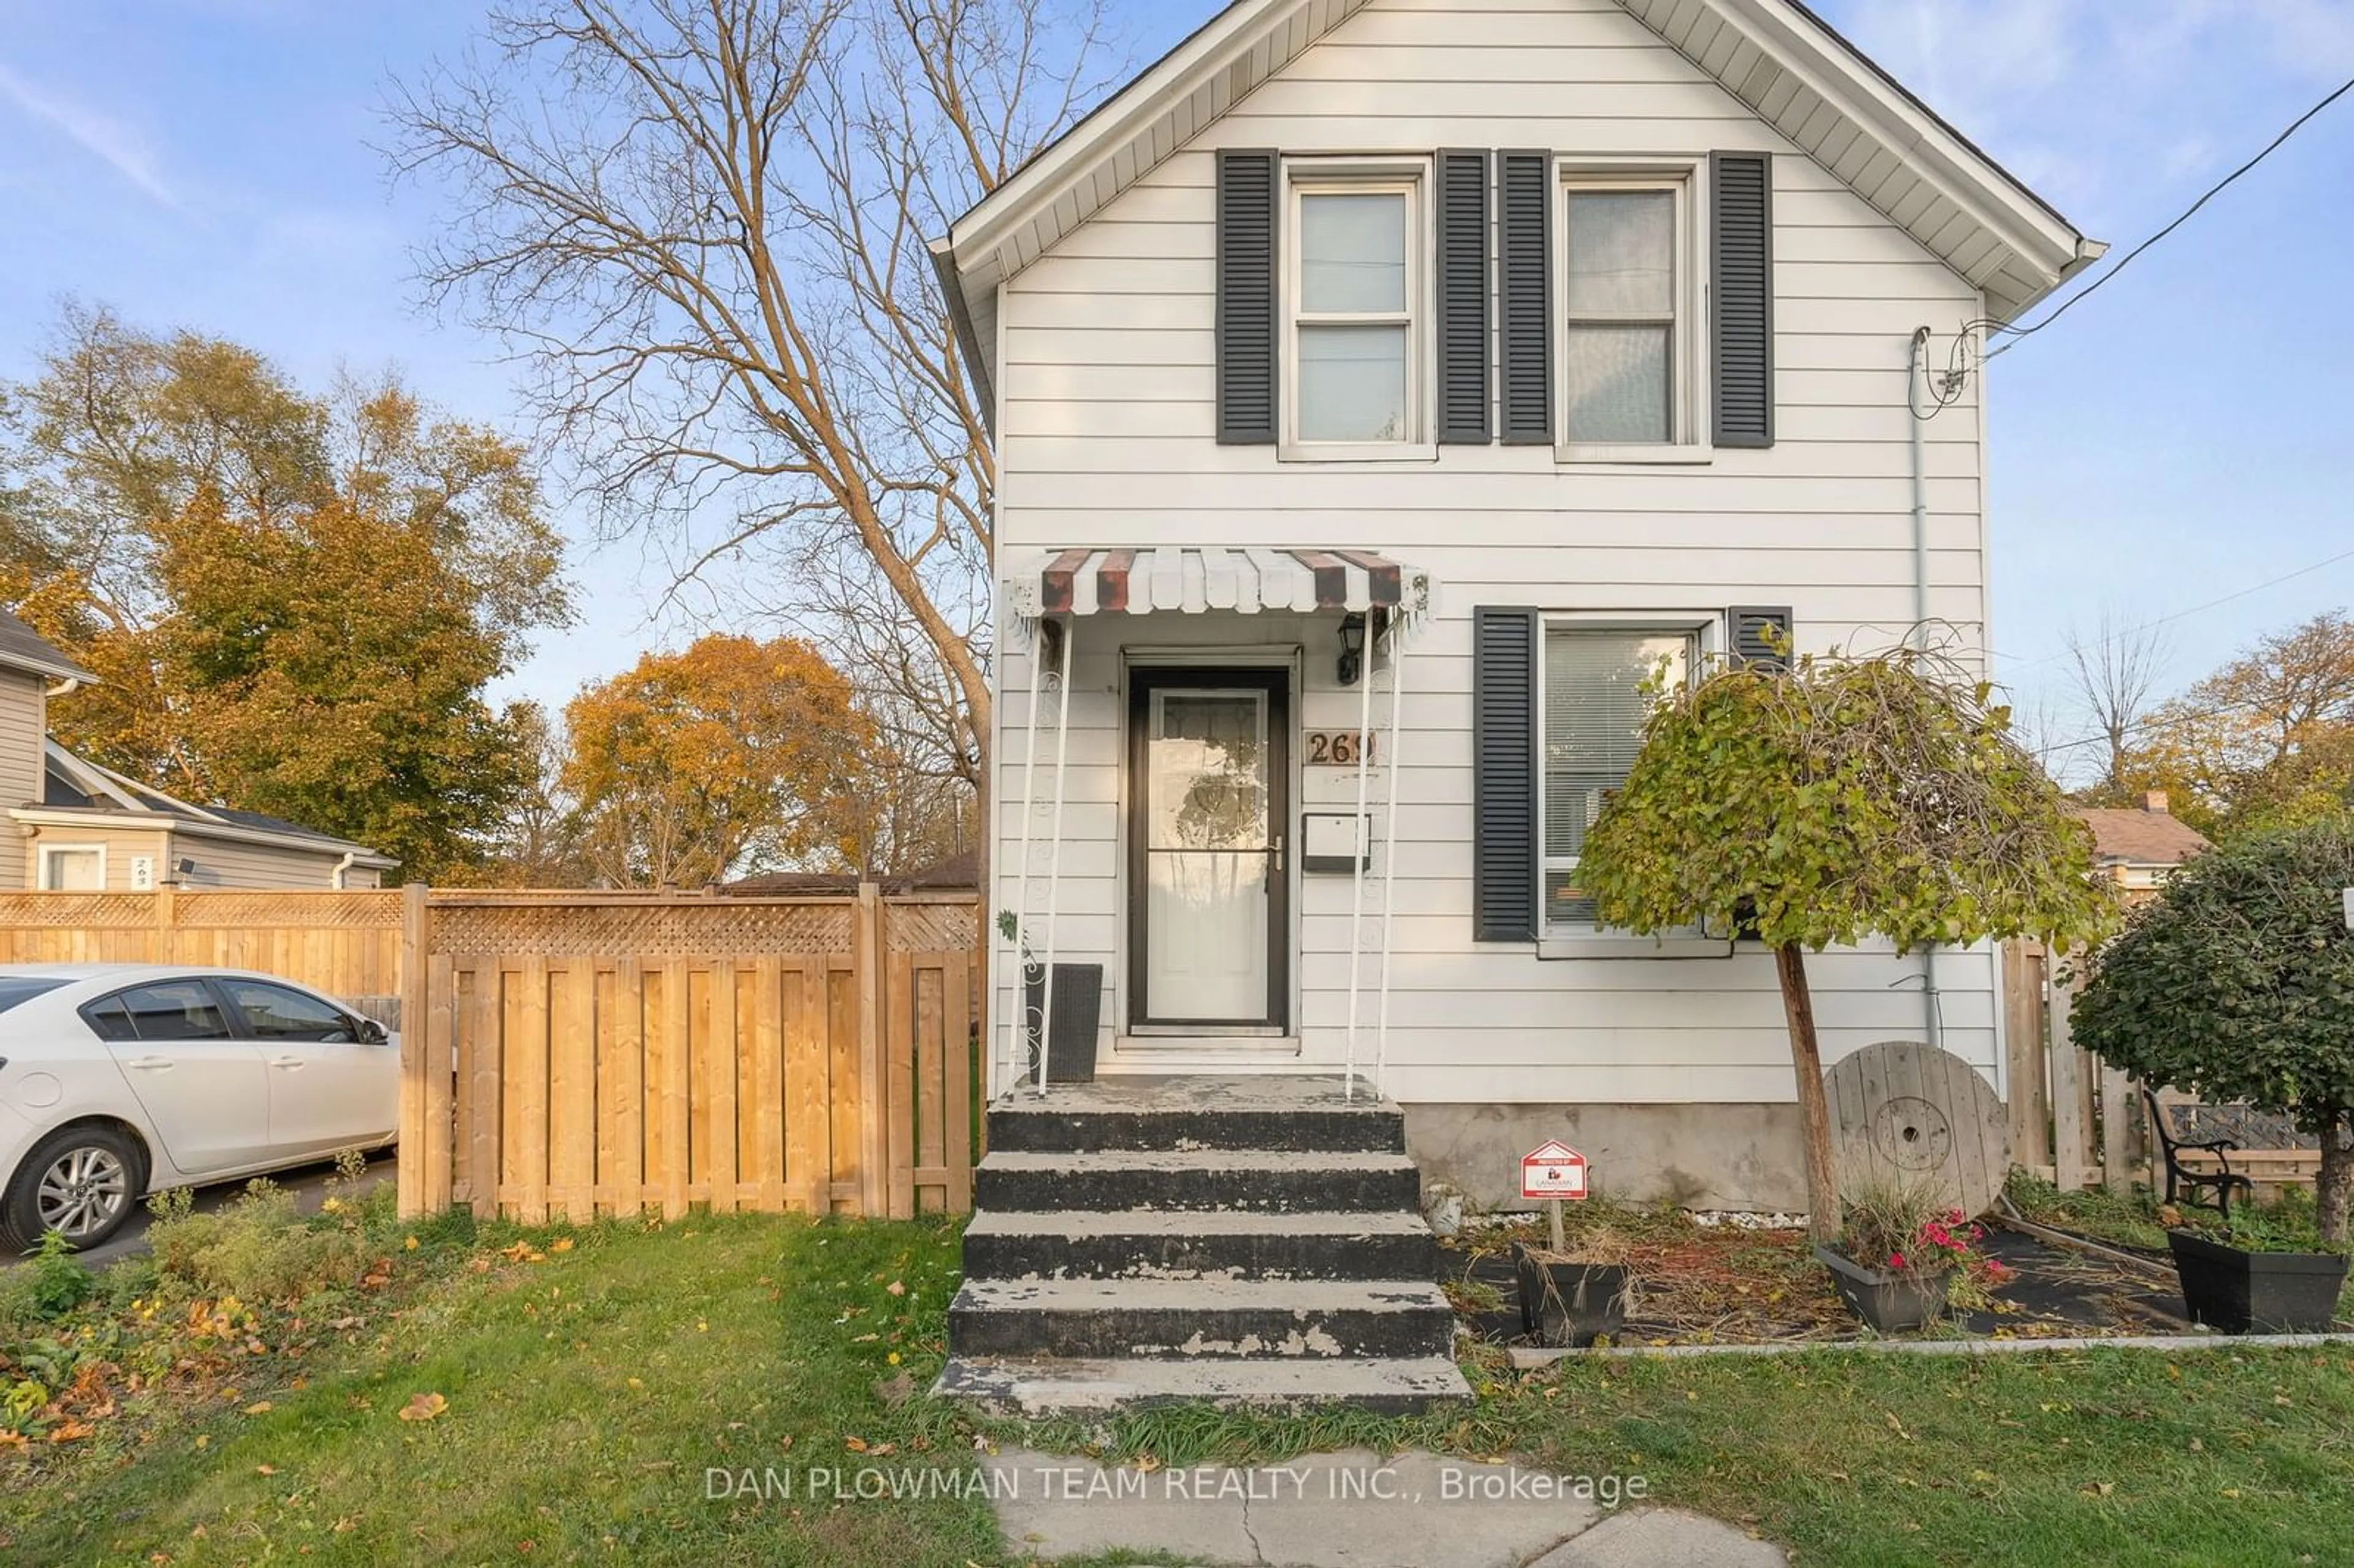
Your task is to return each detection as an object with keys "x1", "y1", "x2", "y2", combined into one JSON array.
[{"x1": 0, "y1": 965, "x2": 398, "y2": 1250}]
